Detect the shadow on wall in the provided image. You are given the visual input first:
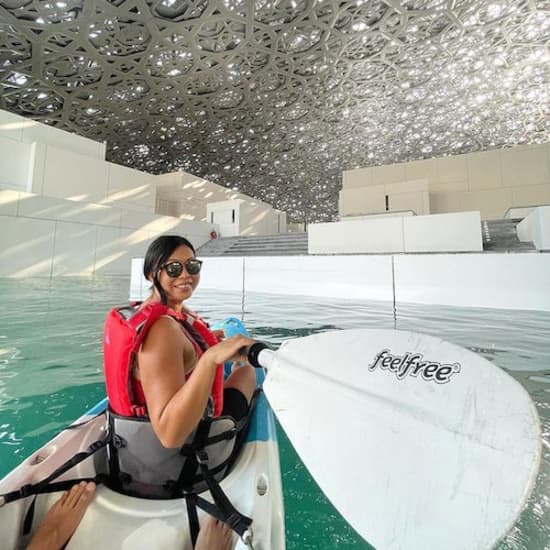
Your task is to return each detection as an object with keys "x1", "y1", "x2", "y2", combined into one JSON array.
[
  {"x1": 240, "y1": 210, "x2": 271, "y2": 235},
  {"x1": 0, "y1": 191, "x2": 212, "y2": 278},
  {"x1": 100, "y1": 185, "x2": 152, "y2": 206}
]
